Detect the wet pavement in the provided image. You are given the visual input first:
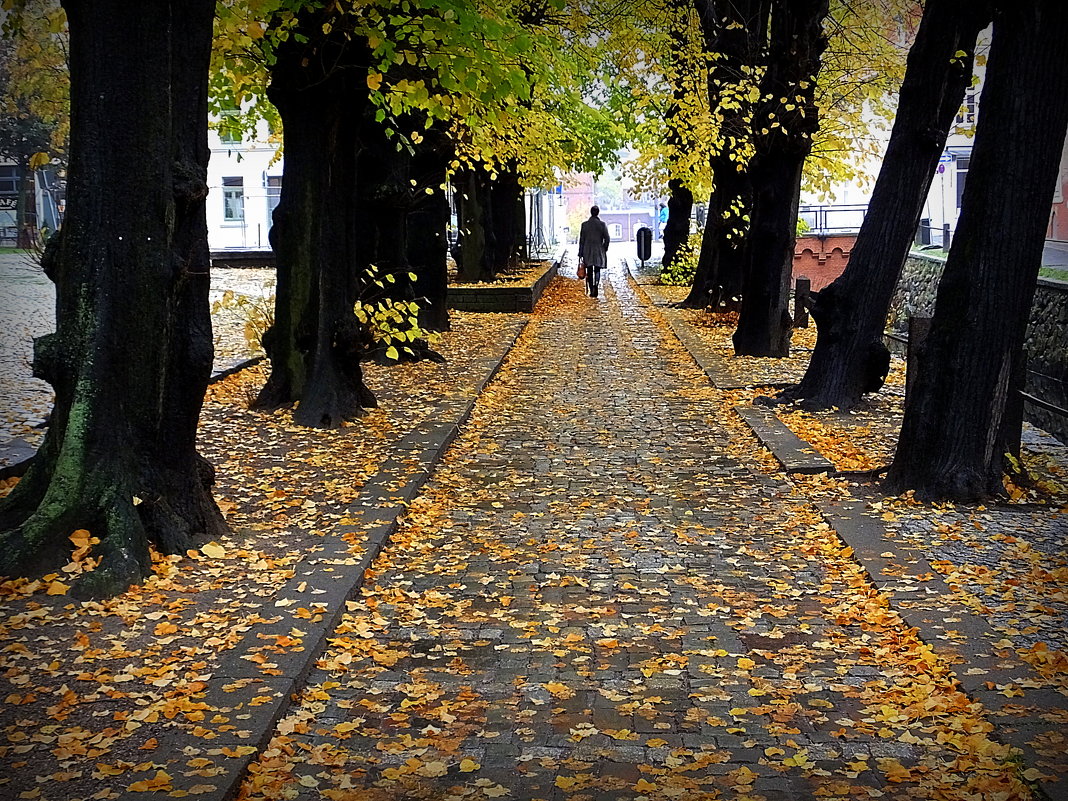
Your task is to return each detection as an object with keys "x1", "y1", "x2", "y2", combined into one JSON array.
[{"x1": 234, "y1": 262, "x2": 1052, "y2": 801}]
